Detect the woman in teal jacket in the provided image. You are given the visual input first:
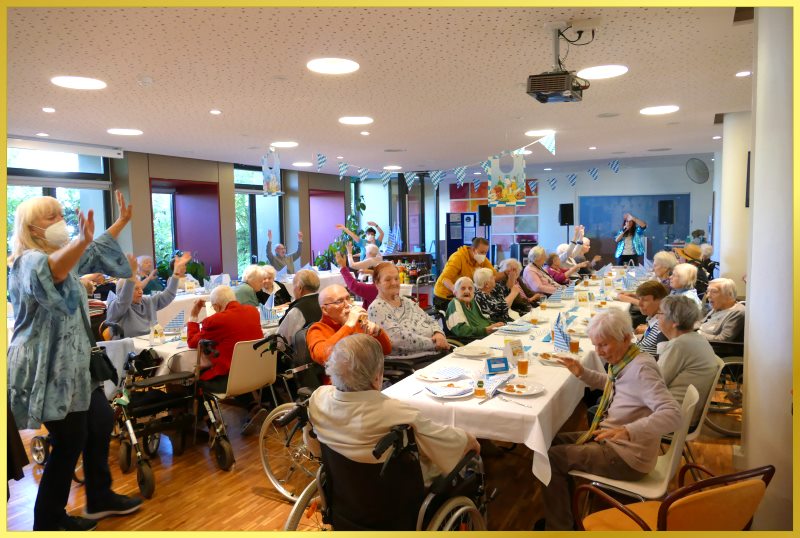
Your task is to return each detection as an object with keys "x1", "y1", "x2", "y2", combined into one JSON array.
[{"x1": 614, "y1": 212, "x2": 647, "y2": 265}]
